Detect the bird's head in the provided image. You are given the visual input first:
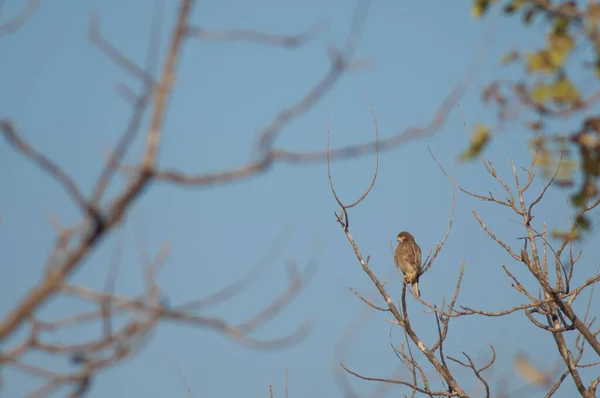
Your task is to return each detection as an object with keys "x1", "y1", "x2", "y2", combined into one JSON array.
[{"x1": 397, "y1": 231, "x2": 414, "y2": 243}]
